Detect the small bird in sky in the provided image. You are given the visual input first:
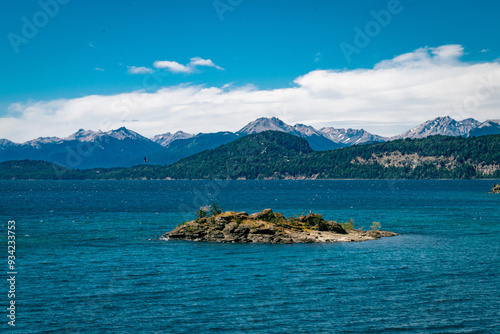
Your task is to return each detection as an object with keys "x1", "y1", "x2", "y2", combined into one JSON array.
[{"x1": 144, "y1": 157, "x2": 148, "y2": 162}]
